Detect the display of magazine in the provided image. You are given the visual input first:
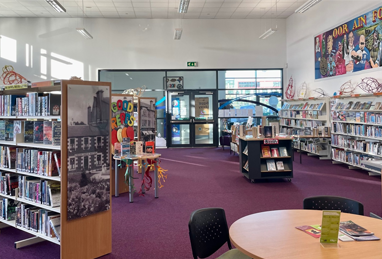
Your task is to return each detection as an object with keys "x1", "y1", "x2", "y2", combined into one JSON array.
[
  {"x1": 279, "y1": 147, "x2": 288, "y2": 157},
  {"x1": 49, "y1": 216, "x2": 61, "y2": 241},
  {"x1": 339, "y1": 221, "x2": 373, "y2": 236},
  {"x1": 295, "y1": 225, "x2": 321, "y2": 238},
  {"x1": 243, "y1": 145, "x2": 248, "y2": 155},
  {"x1": 276, "y1": 161, "x2": 284, "y2": 170},
  {"x1": 345, "y1": 101, "x2": 353, "y2": 110},
  {"x1": 271, "y1": 148, "x2": 279, "y2": 157},
  {"x1": 262, "y1": 145, "x2": 271, "y2": 157},
  {"x1": 266, "y1": 159, "x2": 276, "y2": 171}
]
